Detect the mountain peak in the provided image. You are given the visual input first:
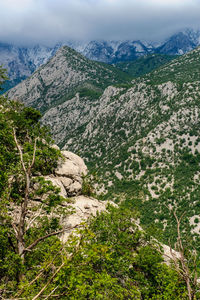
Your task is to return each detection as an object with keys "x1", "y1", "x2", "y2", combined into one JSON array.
[
  {"x1": 6, "y1": 44, "x2": 130, "y2": 112},
  {"x1": 2, "y1": 27, "x2": 200, "y2": 92}
]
